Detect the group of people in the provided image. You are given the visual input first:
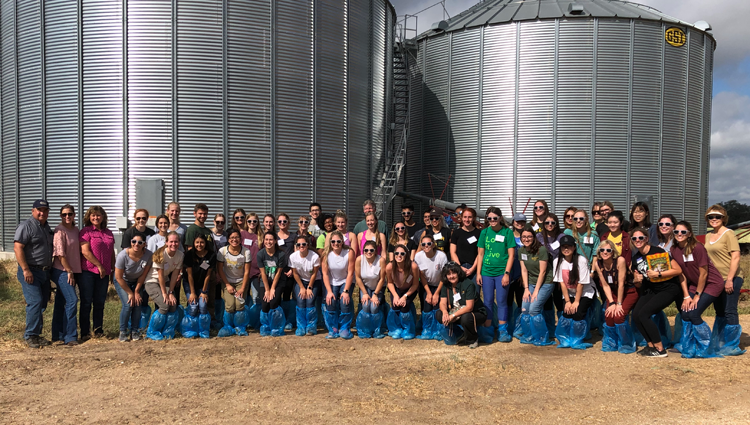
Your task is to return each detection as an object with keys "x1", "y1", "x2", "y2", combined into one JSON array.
[{"x1": 14, "y1": 197, "x2": 745, "y2": 358}]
